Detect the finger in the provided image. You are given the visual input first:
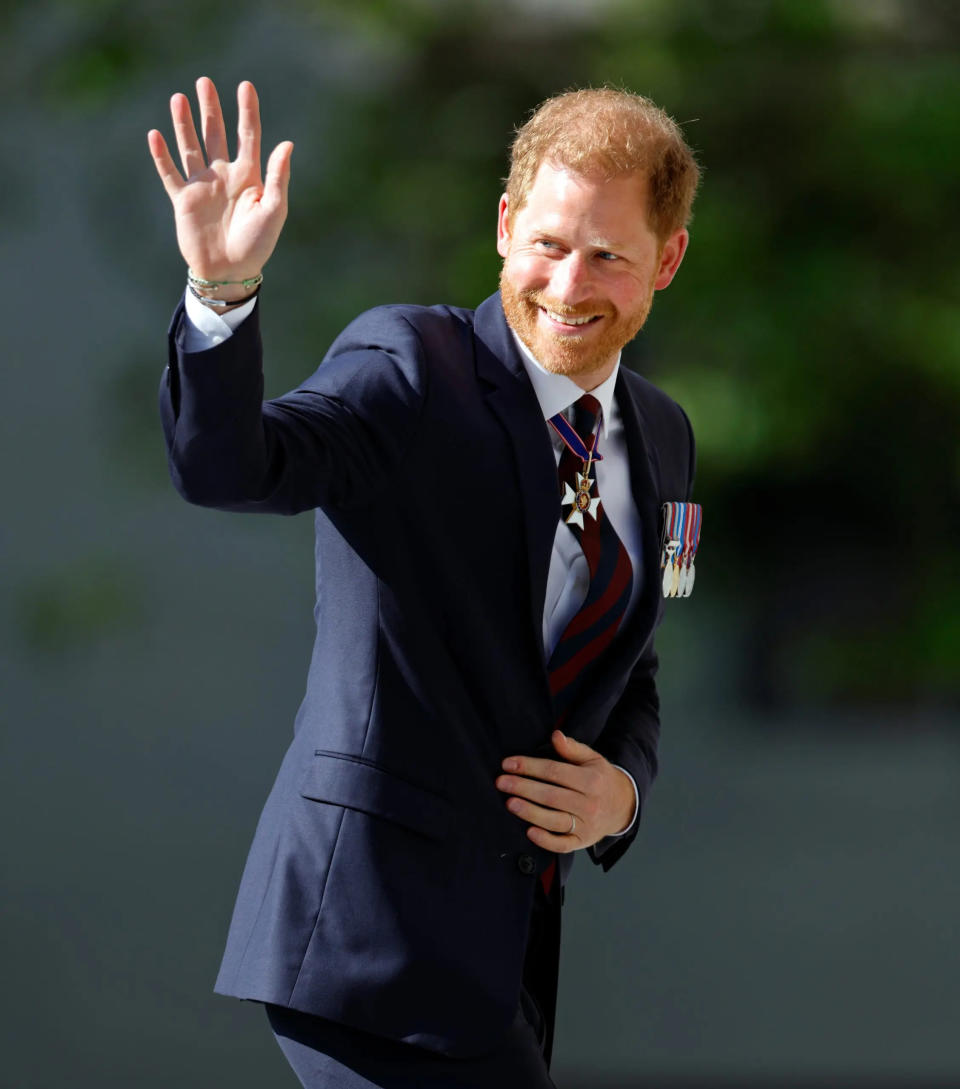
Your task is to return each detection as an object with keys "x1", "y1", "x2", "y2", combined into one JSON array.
[
  {"x1": 170, "y1": 92, "x2": 206, "y2": 178},
  {"x1": 505, "y1": 795, "x2": 579, "y2": 836},
  {"x1": 236, "y1": 80, "x2": 262, "y2": 171},
  {"x1": 196, "y1": 76, "x2": 229, "y2": 163},
  {"x1": 261, "y1": 141, "x2": 293, "y2": 215},
  {"x1": 550, "y1": 729, "x2": 599, "y2": 765},
  {"x1": 497, "y1": 773, "x2": 578, "y2": 812},
  {"x1": 147, "y1": 129, "x2": 185, "y2": 198},
  {"x1": 500, "y1": 755, "x2": 581, "y2": 791},
  {"x1": 527, "y1": 823, "x2": 583, "y2": 852}
]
